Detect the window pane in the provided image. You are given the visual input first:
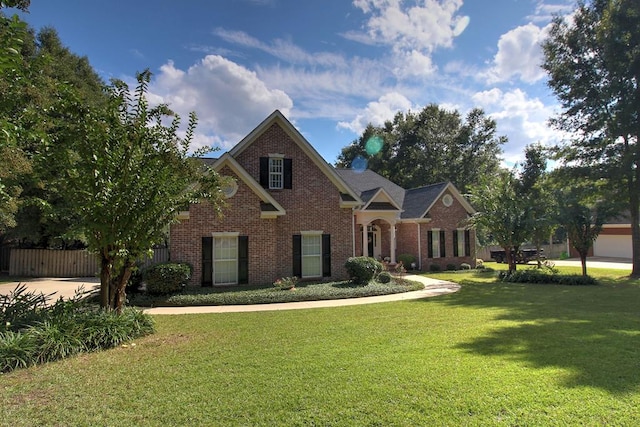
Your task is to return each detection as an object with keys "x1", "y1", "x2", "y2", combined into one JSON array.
[
  {"x1": 269, "y1": 158, "x2": 283, "y2": 189},
  {"x1": 214, "y1": 236, "x2": 237, "y2": 284},
  {"x1": 302, "y1": 234, "x2": 321, "y2": 277}
]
